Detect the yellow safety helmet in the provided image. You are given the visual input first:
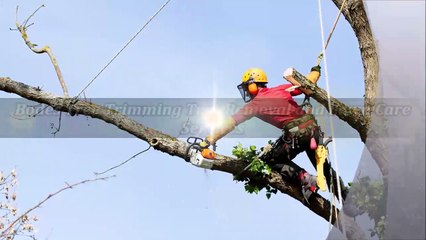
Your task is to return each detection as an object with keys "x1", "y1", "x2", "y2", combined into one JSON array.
[
  {"x1": 238, "y1": 68, "x2": 268, "y2": 102},
  {"x1": 242, "y1": 68, "x2": 268, "y2": 83}
]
